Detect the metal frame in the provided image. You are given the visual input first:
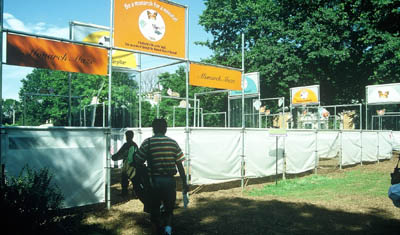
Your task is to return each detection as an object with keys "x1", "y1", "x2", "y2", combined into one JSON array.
[{"x1": 201, "y1": 112, "x2": 227, "y2": 127}]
